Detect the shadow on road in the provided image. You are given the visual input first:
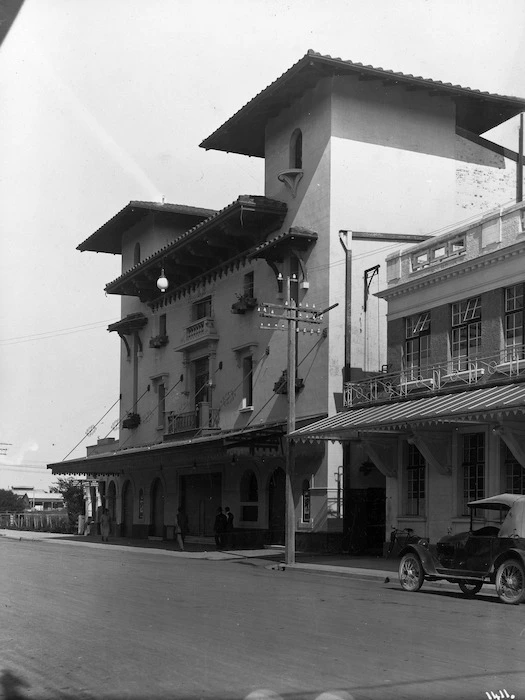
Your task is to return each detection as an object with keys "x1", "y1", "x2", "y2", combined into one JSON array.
[{"x1": 0, "y1": 669, "x2": 30, "y2": 700}]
